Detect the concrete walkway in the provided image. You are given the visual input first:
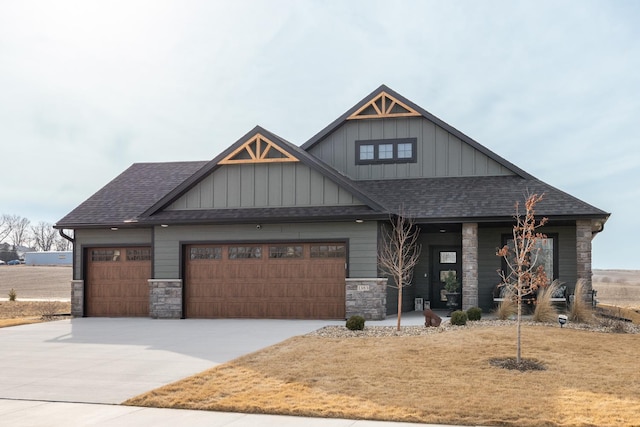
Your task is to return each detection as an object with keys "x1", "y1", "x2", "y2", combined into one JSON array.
[{"x1": 0, "y1": 313, "x2": 468, "y2": 426}]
